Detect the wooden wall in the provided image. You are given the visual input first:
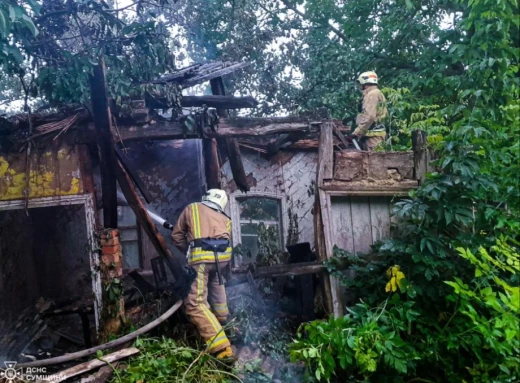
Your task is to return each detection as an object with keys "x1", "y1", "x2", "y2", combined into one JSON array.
[{"x1": 330, "y1": 196, "x2": 394, "y2": 254}]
